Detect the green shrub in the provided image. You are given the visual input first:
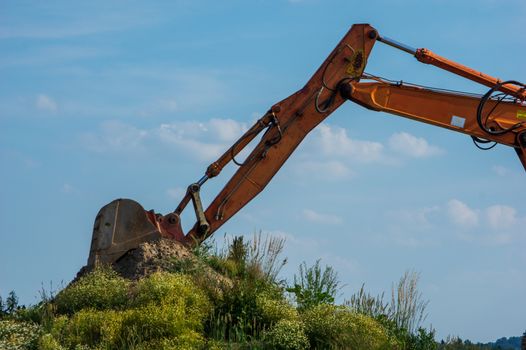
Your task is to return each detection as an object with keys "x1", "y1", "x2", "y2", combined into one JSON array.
[
  {"x1": 121, "y1": 303, "x2": 205, "y2": 343},
  {"x1": 48, "y1": 272, "x2": 211, "y2": 349},
  {"x1": 287, "y1": 260, "x2": 340, "y2": 310},
  {"x1": 54, "y1": 267, "x2": 129, "y2": 314},
  {"x1": 132, "y1": 272, "x2": 210, "y2": 315},
  {"x1": 49, "y1": 302, "x2": 207, "y2": 349},
  {"x1": 0, "y1": 319, "x2": 42, "y2": 350},
  {"x1": 256, "y1": 293, "x2": 298, "y2": 324},
  {"x1": 301, "y1": 303, "x2": 342, "y2": 347},
  {"x1": 54, "y1": 309, "x2": 123, "y2": 348},
  {"x1": 301, "y1": 304, "x2": 395, "y2": 349},
  {"x1": 343, "y1": 312, "x2": 397, "y2": 350},
  {"x1": 265, "y1": 319, "x2": 309, "y2": 350}
]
